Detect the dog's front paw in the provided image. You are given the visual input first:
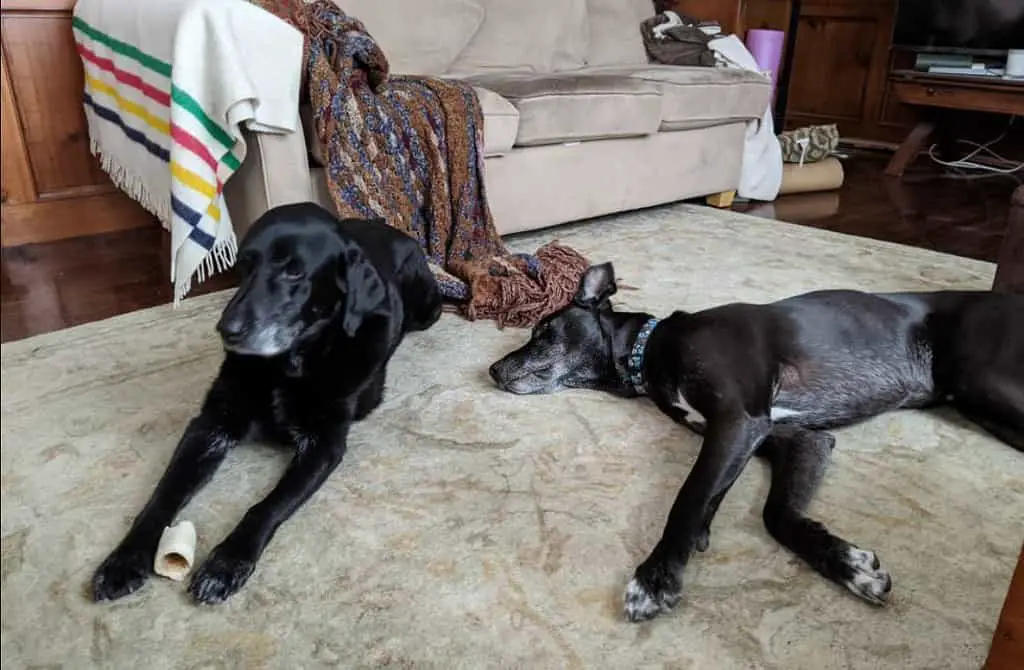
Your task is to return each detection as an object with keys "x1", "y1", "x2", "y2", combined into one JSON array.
[
  {"x1": 624, "y1": 561, "x2": 682, "y2": 623},
  {"x1": 92, "y1": 547, "x2": 152, "y2": 602},
  {"x1": 839, "y1": 546, "x2": 892, "y2": 606},
  {"x1": 188, "y1": 548, "x2": 256, "y2": 605}
]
